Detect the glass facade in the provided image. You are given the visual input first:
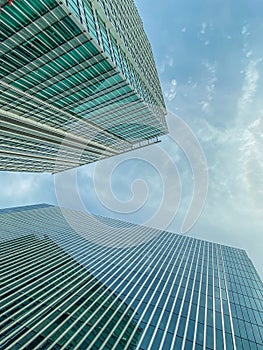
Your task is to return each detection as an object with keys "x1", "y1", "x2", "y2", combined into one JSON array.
[
  {"x1": 0, "y1": 0, "x2": 167, "y2": 173},
  {"x1": 0, "y1": 204, "x2": 262, "y2": 349}
]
